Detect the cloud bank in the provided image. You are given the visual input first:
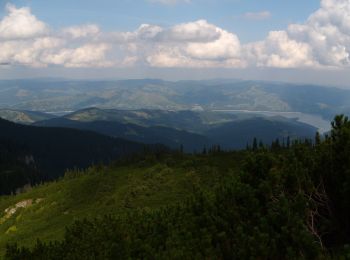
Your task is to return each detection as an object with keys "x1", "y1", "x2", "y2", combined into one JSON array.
[{"x1": 1, "y1": 0, "x2": 350, "y2": 69}]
